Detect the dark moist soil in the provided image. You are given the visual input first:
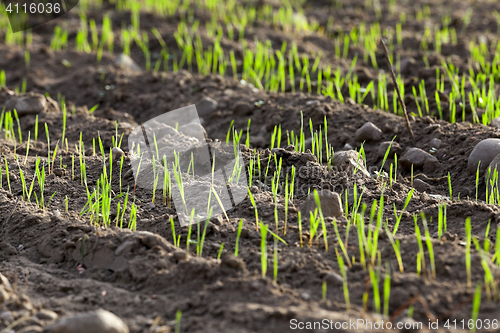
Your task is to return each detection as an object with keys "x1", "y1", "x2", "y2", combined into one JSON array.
[{"x1": 2, "y1": 0, "x2": 500, "y2": 332}]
